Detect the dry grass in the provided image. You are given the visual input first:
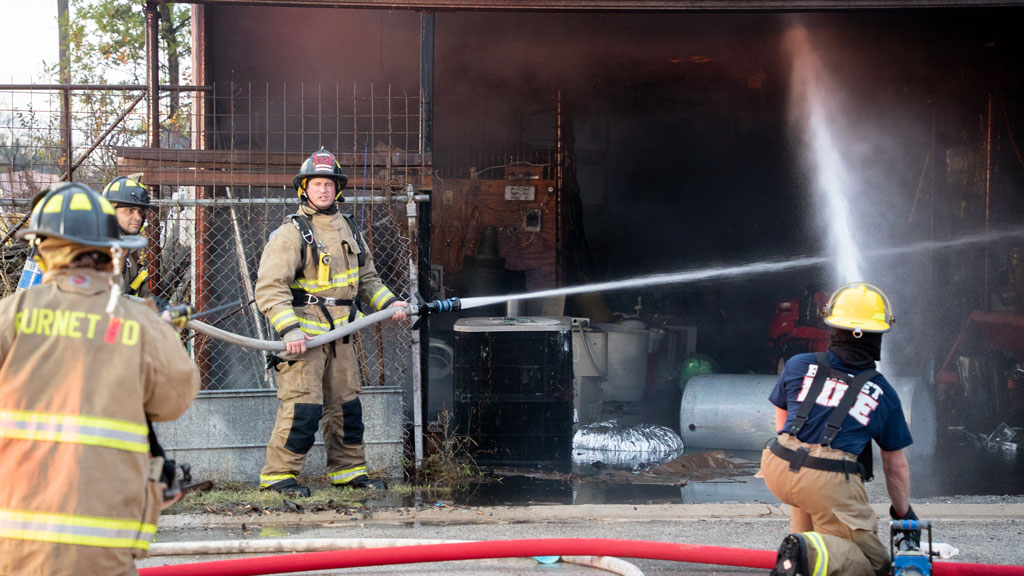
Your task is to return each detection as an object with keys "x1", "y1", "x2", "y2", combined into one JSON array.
[
  {"x1": 164, "y1": 479, "x2": 415, "y2": 516},
  {"x1": 163, "y1": 411, "x2": 484, "y2": 516}
]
